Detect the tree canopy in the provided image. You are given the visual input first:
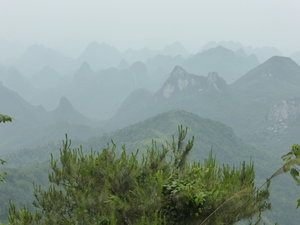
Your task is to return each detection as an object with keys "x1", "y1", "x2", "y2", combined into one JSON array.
[
  {"x1": 0, "y1": 114, "x2": 13, "y2": 123},
  {"x1": 8, "y1": 126, "x2": 270, "y2": 225},
  {"x1": 282, "y1": 144, "x2": 300, "y2": 208},
  {"x1": 0, "y1": 114, "x2": 12, "y2": 182}
]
